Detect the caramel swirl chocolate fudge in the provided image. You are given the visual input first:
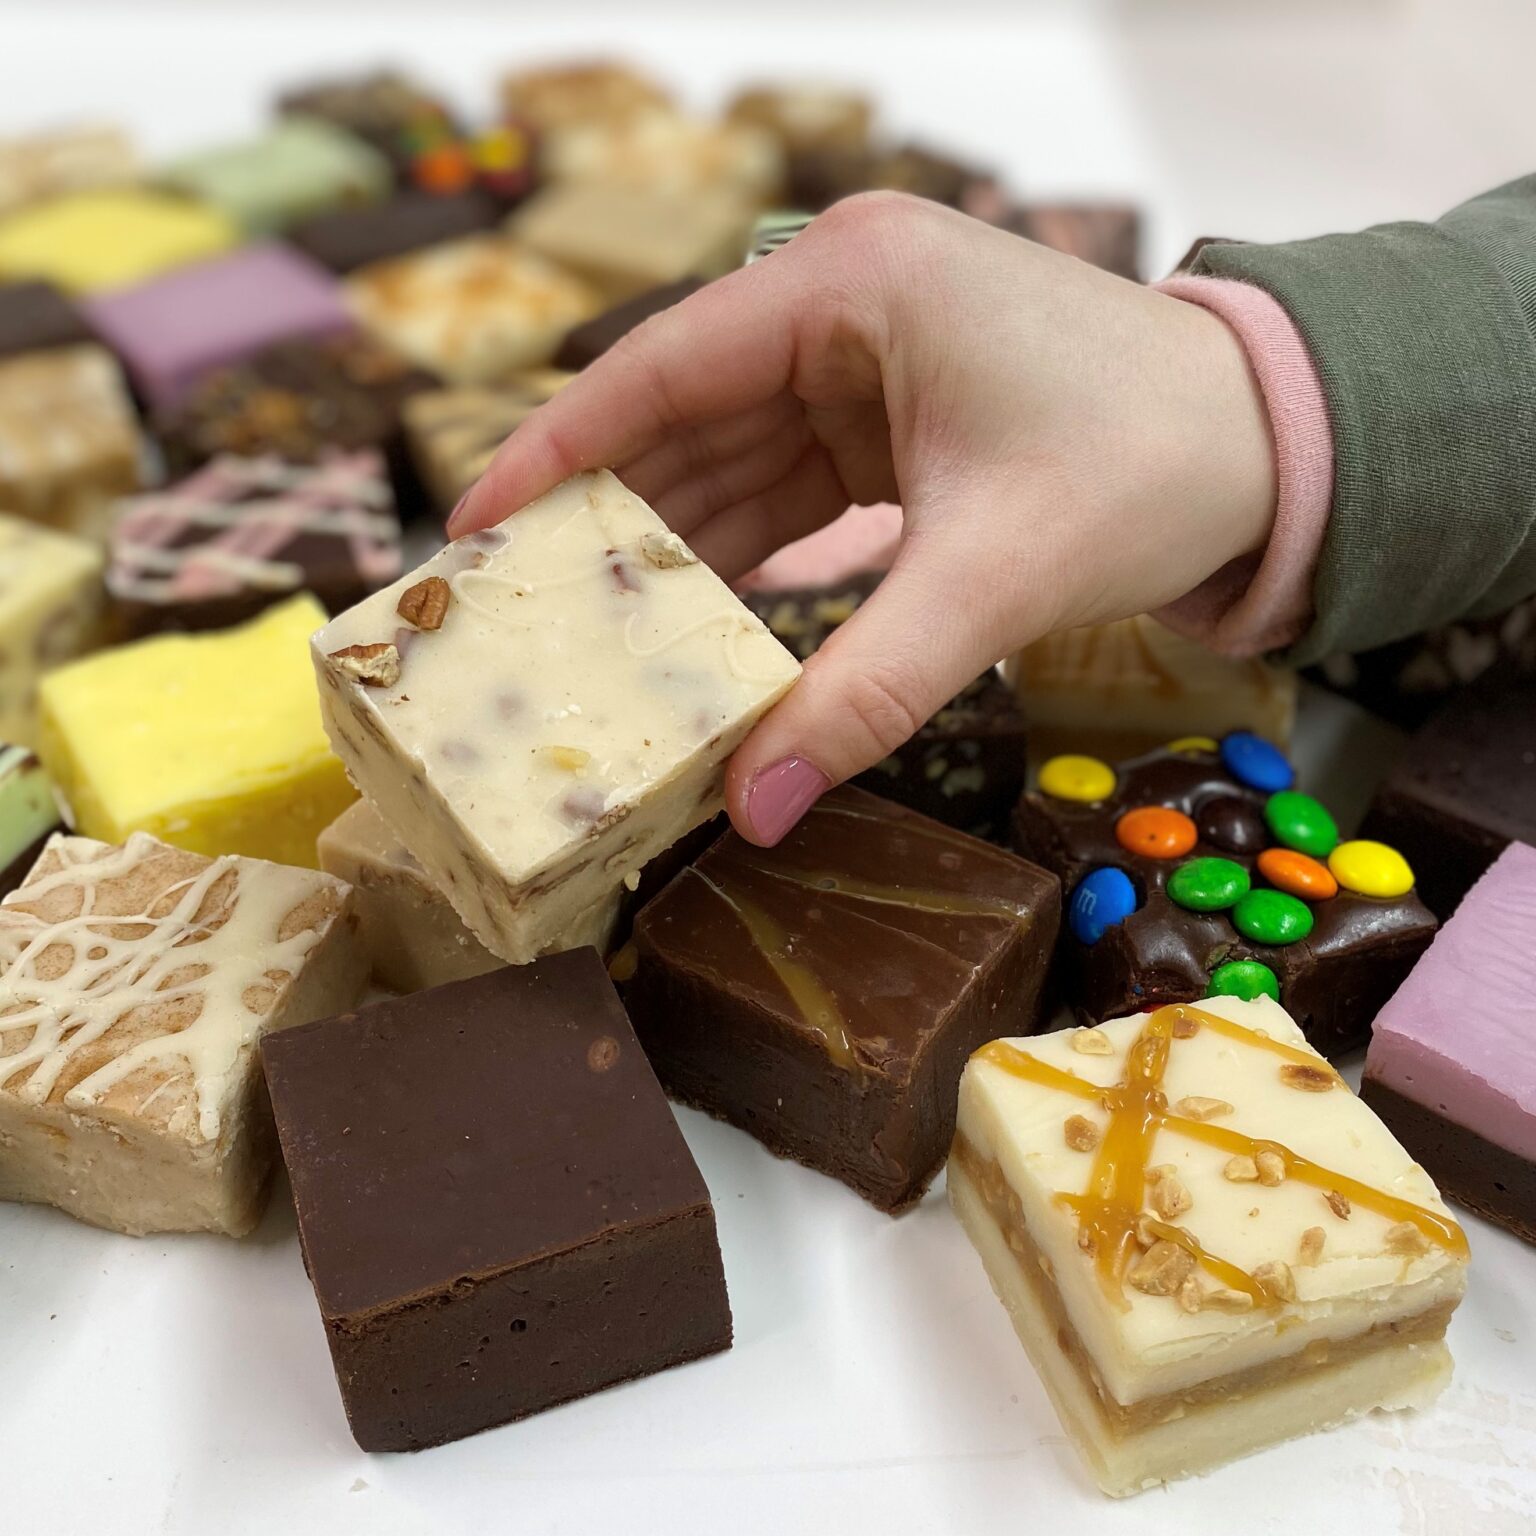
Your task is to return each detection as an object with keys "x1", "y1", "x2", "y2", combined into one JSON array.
[
  {"x1": 262, "y1": 952, "x2": 732, "y2": 1451},
  {"x1": 107, "y1": 451, "x2": 401, "y2": 636},
  {"x1": 0, "y1": 746, "x2": 62, "y2": 900},
  {"x1": 0, "y1": 831, "x2": 365, "y2": 1236},
  {"x1": 620, "y1": 785, "x2": 1059, "y2": 1211},
  {"x1": 1363, "y1": 842, "x2": 1536, "y2": 1243},
  {"x1": 1013, "y1": 733, "x2": 1436, "y2": 1054},
  {"x1": 949, "y1": 995, "x2": 1468, "y2": 1496},
  {"x1": 314, "y1": 469, "x2": 800, "y2": 963}
]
